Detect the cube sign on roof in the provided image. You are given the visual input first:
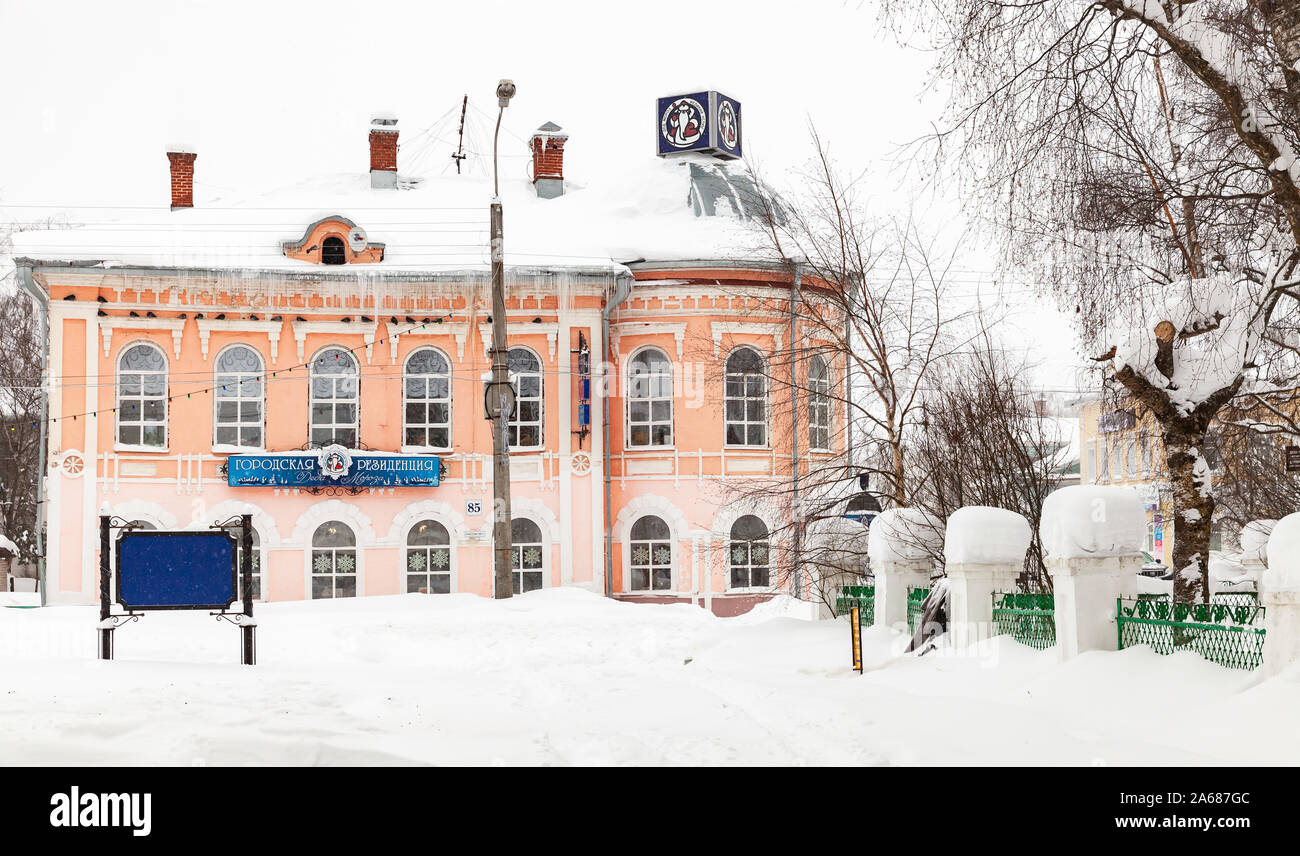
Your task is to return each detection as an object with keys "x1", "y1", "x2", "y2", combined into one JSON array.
[{"x1": 656, "y1": 92, "x2": 742, "y2": 159}]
